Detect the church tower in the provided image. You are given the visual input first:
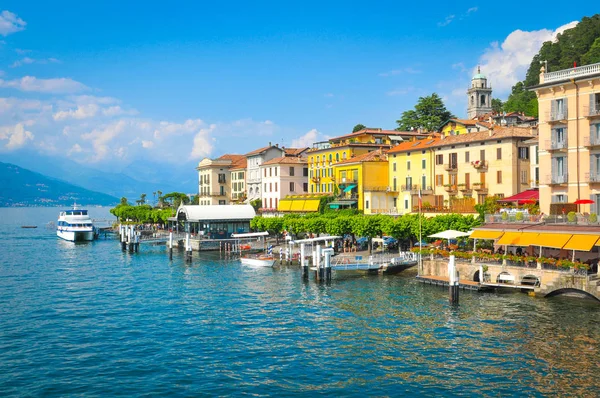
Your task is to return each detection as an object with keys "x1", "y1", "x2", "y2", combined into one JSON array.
[{"x1": 467, "y1": 66, "x2": 493, "y2": 119}]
